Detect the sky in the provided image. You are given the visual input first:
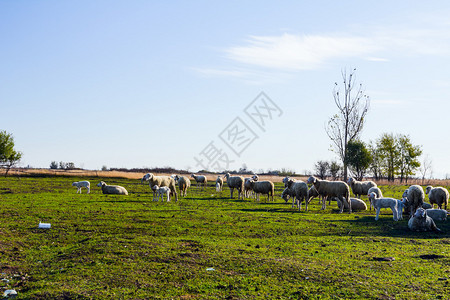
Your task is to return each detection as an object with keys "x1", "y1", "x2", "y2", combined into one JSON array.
[{"x1": 2, "y1": 1, "x2": 450, "y2": 178}]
